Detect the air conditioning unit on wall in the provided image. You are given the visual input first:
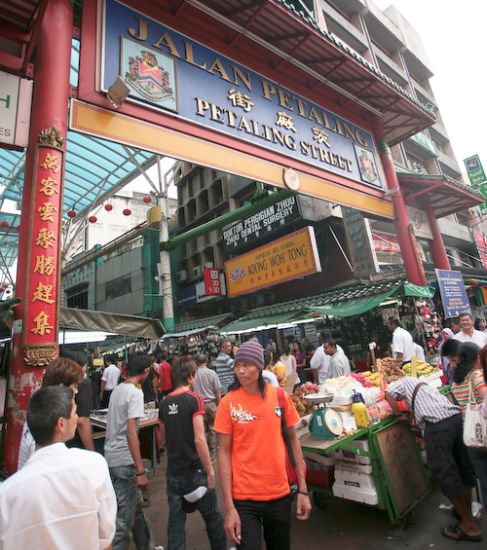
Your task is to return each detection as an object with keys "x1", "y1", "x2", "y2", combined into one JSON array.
[
  {"x1": 176, "y1": 270, "x2": 188, "y2": 282},
  {"x1": 193, "y1": 265, "x2": 203, "y2": 278}
]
